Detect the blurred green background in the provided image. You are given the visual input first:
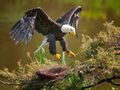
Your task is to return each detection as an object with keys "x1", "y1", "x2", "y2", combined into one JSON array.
[{"x1": 0, "y1": 0, "x2": 120, "y2": 90}]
